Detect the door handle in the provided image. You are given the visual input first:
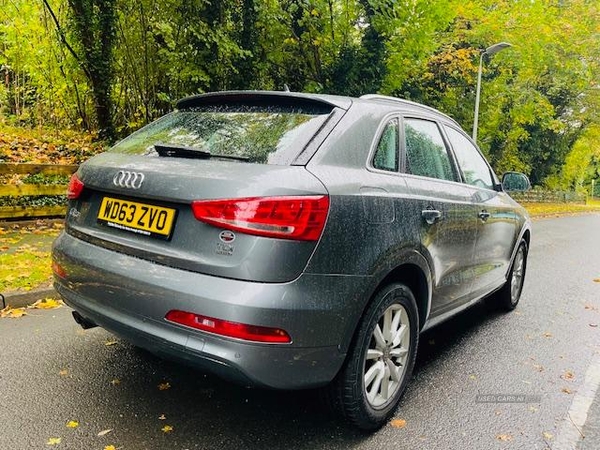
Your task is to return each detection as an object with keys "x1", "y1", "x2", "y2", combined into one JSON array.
[
  {"x1": 422, "y1": 209, "x2": 442, "y2": 225},
  {"x1": 478, "y1": 210, "x2": 491, "y2": 221}
]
